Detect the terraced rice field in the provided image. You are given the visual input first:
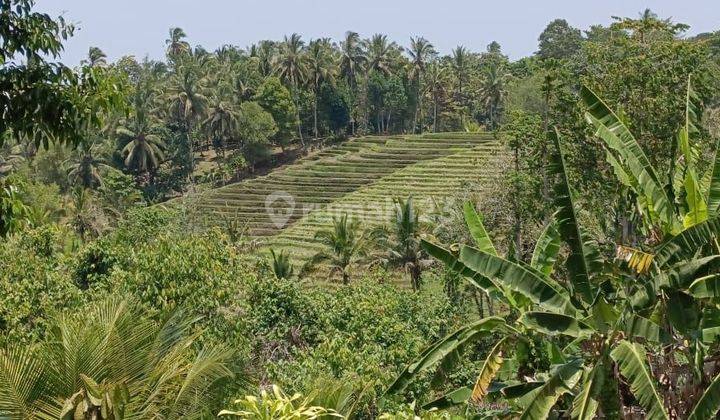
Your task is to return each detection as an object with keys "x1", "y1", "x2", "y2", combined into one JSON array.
[{"x1": 193, "y1": 132, "x2": 506, "y2": 264}]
